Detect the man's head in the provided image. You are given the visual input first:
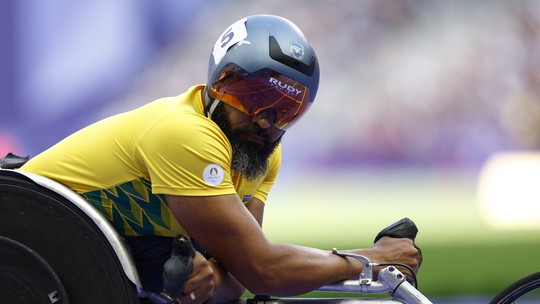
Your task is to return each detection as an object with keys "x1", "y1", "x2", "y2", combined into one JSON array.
[
  {"x1": 211, "y1": 102, "x2": 281, "y2": 181},
  {"x1": 205, "y1": 15, "x2": 320, "y2": 179}
]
